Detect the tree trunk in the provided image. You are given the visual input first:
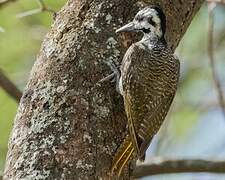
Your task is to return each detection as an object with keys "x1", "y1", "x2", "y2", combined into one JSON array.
[{"x1": 4, "y1": 0, "x2": 204, "y2": 179}]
